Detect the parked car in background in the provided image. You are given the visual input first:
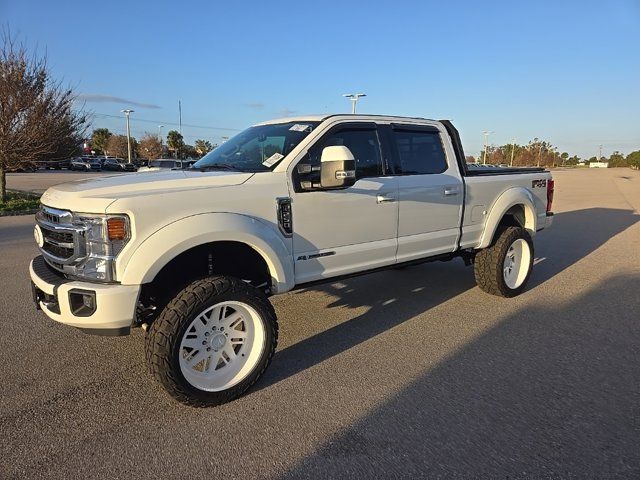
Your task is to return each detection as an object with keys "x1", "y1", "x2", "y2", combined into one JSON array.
[
  {"x1": 69, "y1": 157, "x2": 92, "y2": 171},
  {"x1": 118, "y1": 160, "x2": 138, "y2": 172},
  {"x1": 101, "y1": 157, "x2": 137, "y2": 172},
  {"x1": 175, "y1": 160, "x2": 197, "y2": 170},
  {"x1": 36, "y1": 158, "x2": 71, "y2": 170},
  {"x1": 137, "y1": 159, "x2": 182, "y2": 172},
  {"x1": 89, "y1": 158, "x2": 104, "y2": 171}
]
